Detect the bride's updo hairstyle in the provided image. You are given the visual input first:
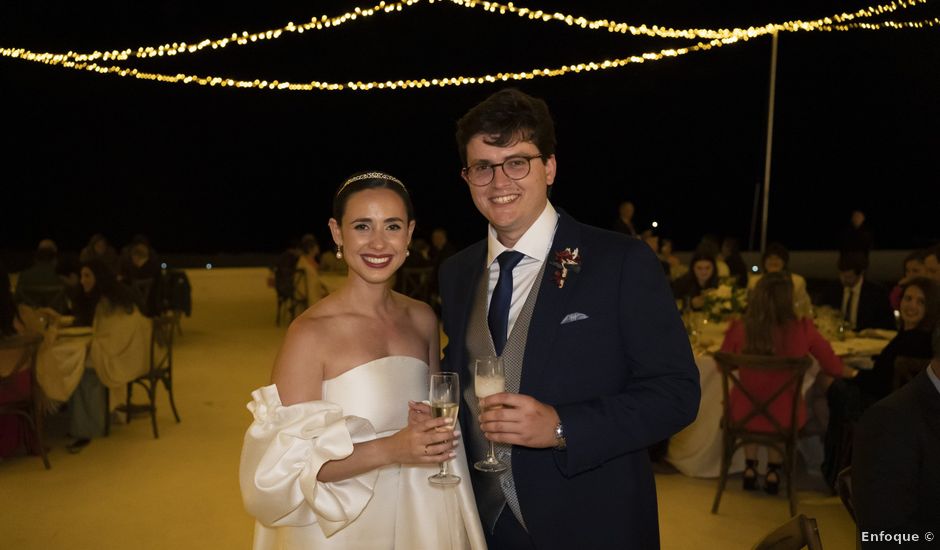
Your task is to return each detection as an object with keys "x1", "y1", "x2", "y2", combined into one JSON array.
[{"x1": 333, "y1": 171, "x2": 415, "y2": 223}]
